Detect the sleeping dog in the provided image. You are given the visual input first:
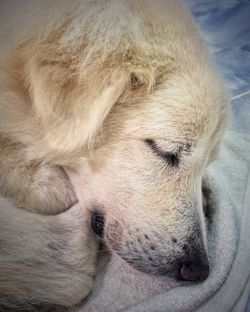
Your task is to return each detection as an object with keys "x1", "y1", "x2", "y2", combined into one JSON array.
[{"x1": 0, "y1": 0, "x2": 228, "y2": 310}]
